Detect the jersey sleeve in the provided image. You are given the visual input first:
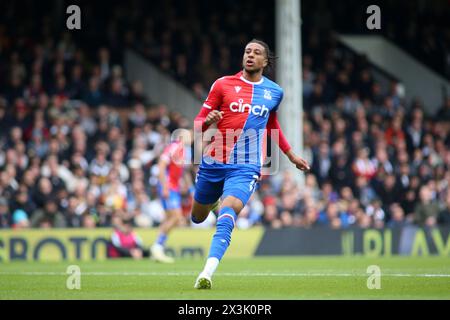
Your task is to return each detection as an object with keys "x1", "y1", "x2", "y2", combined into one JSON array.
[
  {"x1": 194, "y1": 79, "x2": 224, "y2": 132},
  {"x1": 202, "y1": 79, "x2": 223, "y2": 110},
  {"x1": 267, "y1": 109, "x2": 292, "y2": 154}
]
